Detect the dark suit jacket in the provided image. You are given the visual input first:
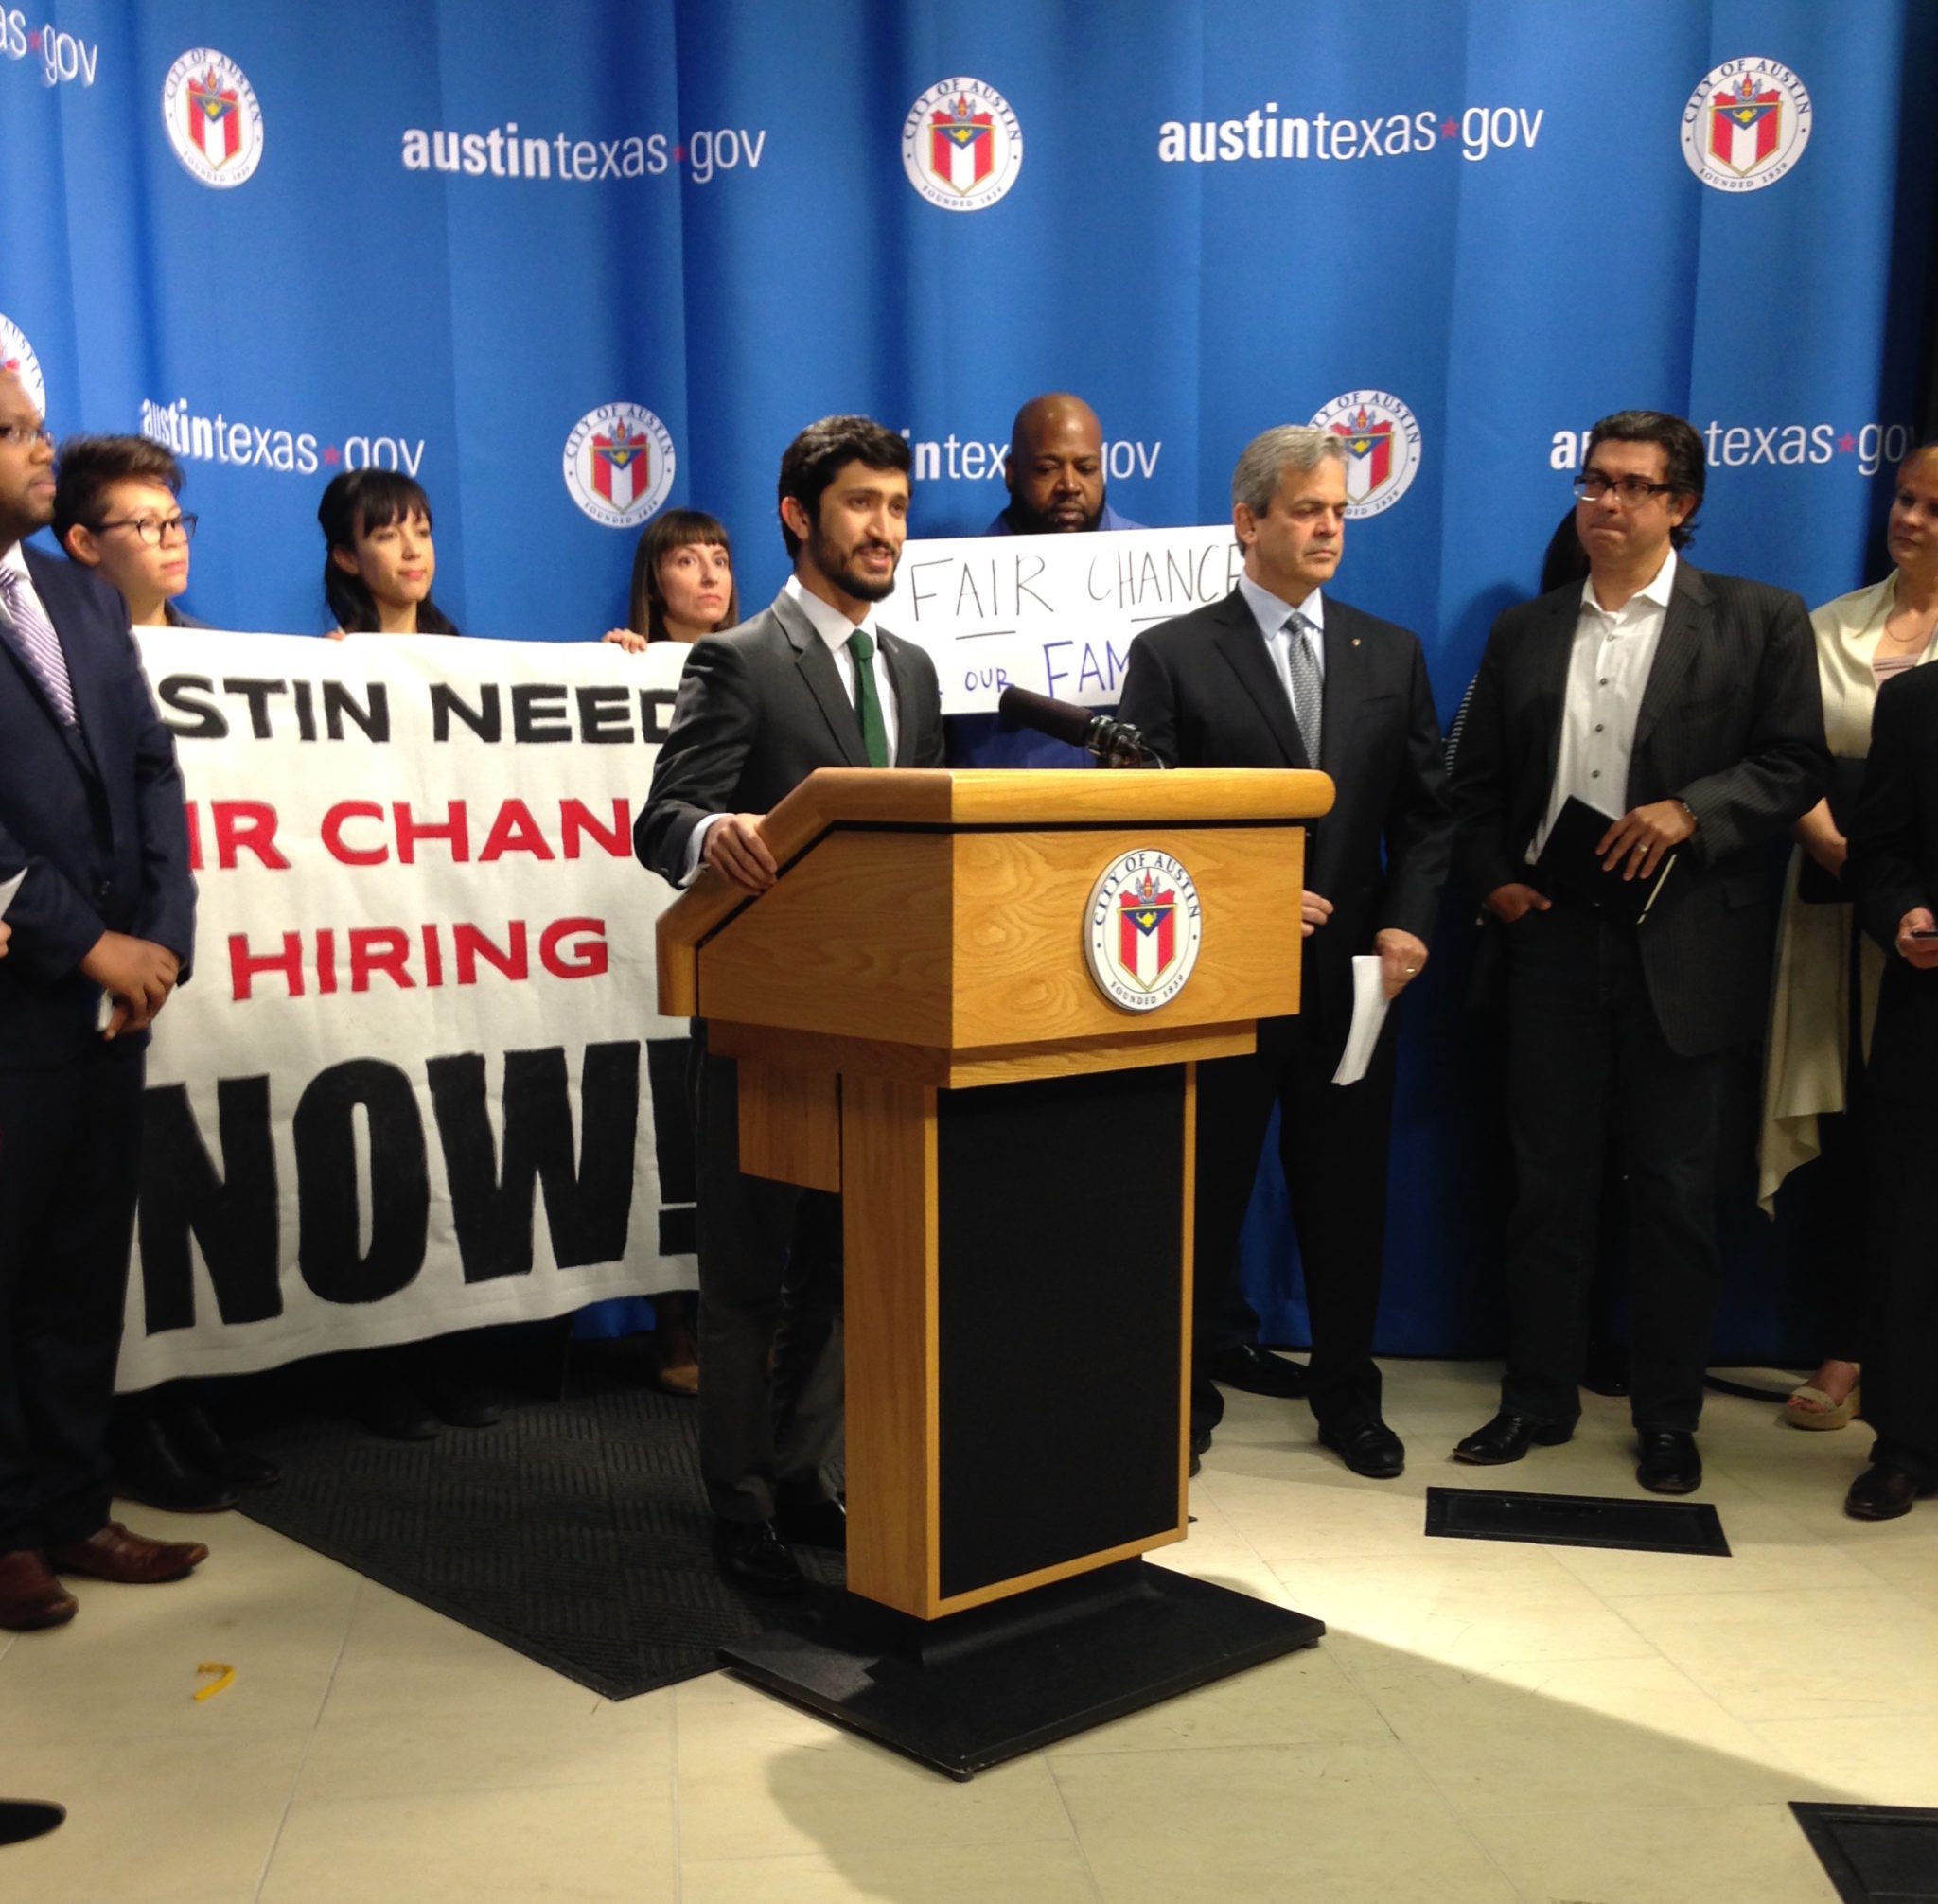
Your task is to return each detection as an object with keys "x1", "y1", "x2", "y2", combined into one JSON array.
[
  {"x1": 0, "y1": 543, "x2": 196, "y2": 1066},
  {"x1": 1450, "y1": 560, "x2": 1825, "y2": 1056},
  {"x1": 1115, "y1": 587, "x2": 1454, "y2": 1037},
  {"x1": 1846, "y1": 660, "x2": 1938, "y2": 1100},
  {"x1": 635, "y1": 589, "x2": 947, "y2": 883}
]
